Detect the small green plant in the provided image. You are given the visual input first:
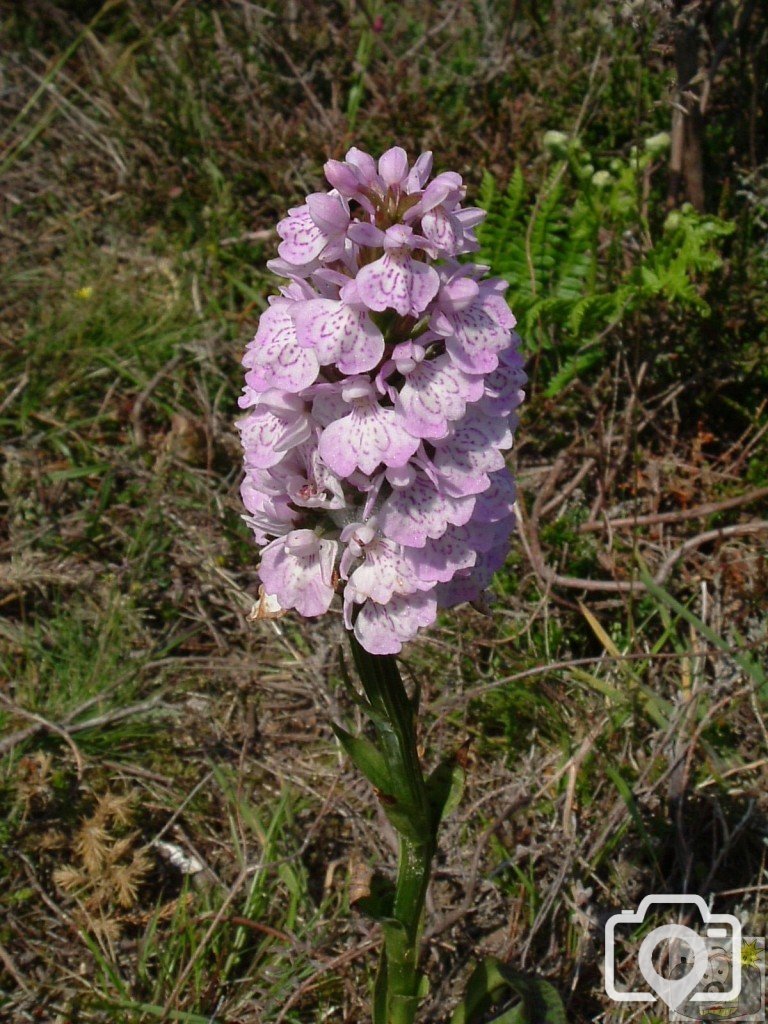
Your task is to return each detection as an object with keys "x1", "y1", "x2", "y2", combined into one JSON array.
[{"x1": 477, "y1": 132, "x2": 735, "y2": 395}]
